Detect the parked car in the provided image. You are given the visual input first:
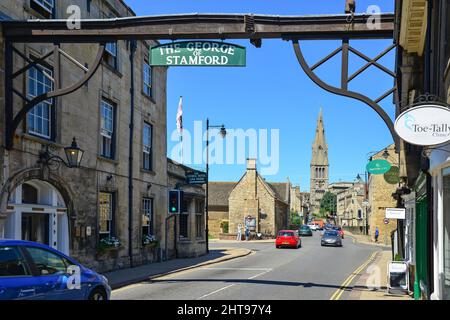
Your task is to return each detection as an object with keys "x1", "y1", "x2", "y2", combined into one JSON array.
[
  {"x1": 299, "y1": 225, "x2": 313, "y2": 236},
  {"x1": 307, "y1": 223, "x2": 318, "y2": 231},
  {"x1": 321, "y1": 230, "x2": 343, "y2": 247},
  {"x1": 0, "y1": 240, "x2": 111, "y2": 300},
  {"x1": 333, "y1": 226, "x2": 345, "y2": 239},
  {"x1": 276, "y1": 230, "x2": 301, "y2": 249},
  {"x1": 324, "y1": 223, "x2": 334, "y2": 231}
]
